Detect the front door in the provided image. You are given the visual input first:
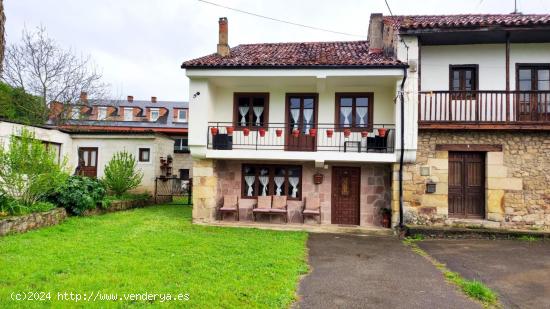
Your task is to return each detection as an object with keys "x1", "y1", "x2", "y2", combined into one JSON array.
[
  {"x1": 285, "y1": 94, "x2": 317, "y2": 151},
  {"x1": 448, "y1": 152, "x2": 485, "y2": 219},
  {"x1": 331, "y1": 167, "x2": 361, "y2": 225},
  {"x1": 78, "y1": 147, "x2": 98, "y2": 178}
]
